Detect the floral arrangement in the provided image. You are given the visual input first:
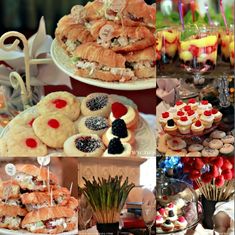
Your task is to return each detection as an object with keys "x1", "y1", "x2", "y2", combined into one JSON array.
[{"x1": 182, "y1": 157, "x2": 234, "y2": 201}]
